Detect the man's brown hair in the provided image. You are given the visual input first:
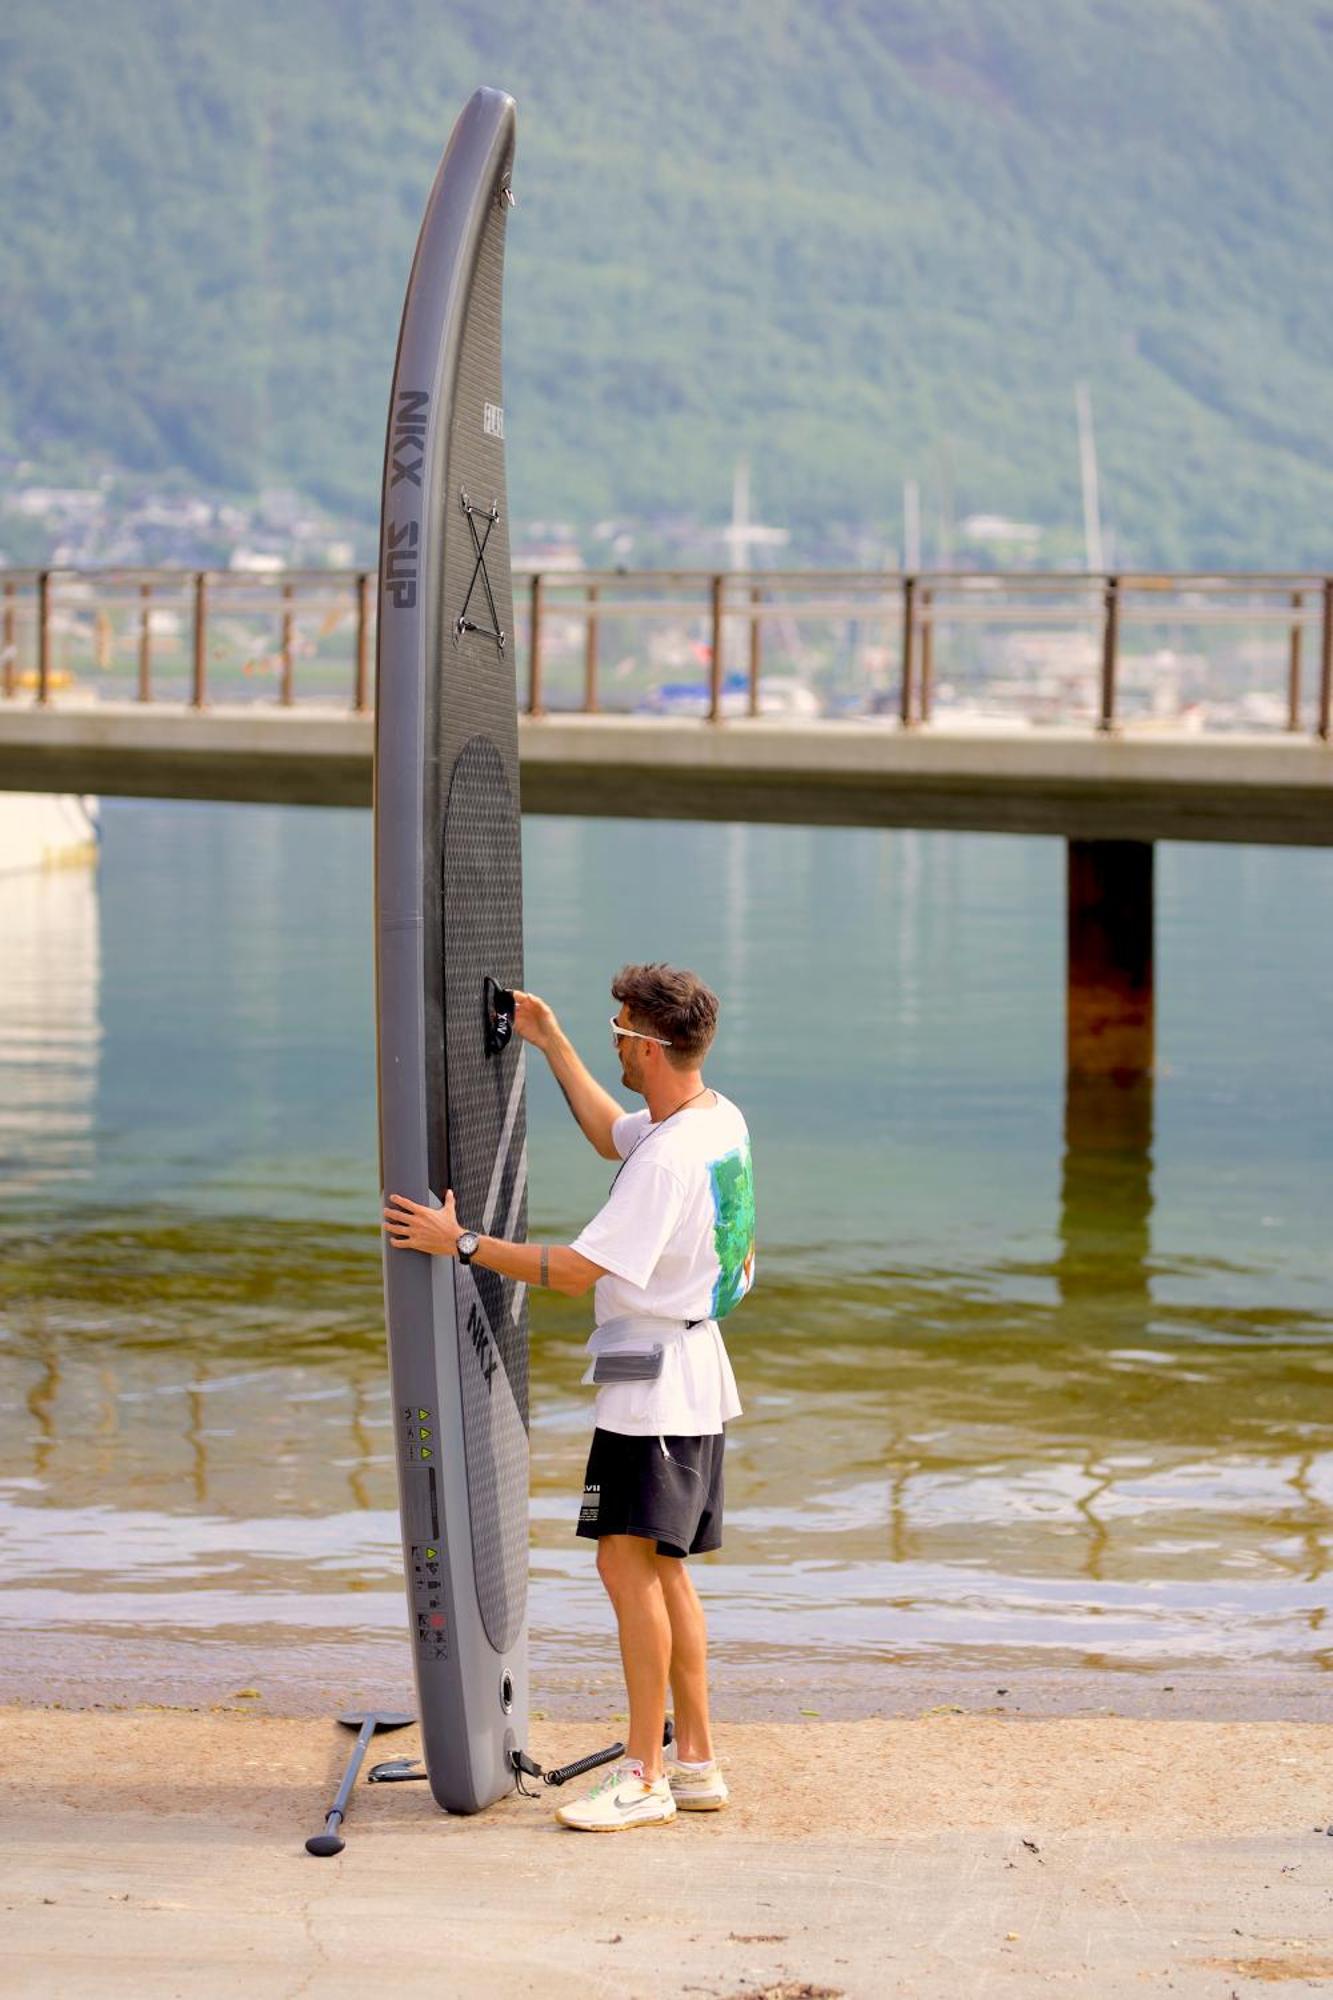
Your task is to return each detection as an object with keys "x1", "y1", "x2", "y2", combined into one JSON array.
[{"x1": 611, "y1": 963, "x2": 719, "y2": 1067}]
